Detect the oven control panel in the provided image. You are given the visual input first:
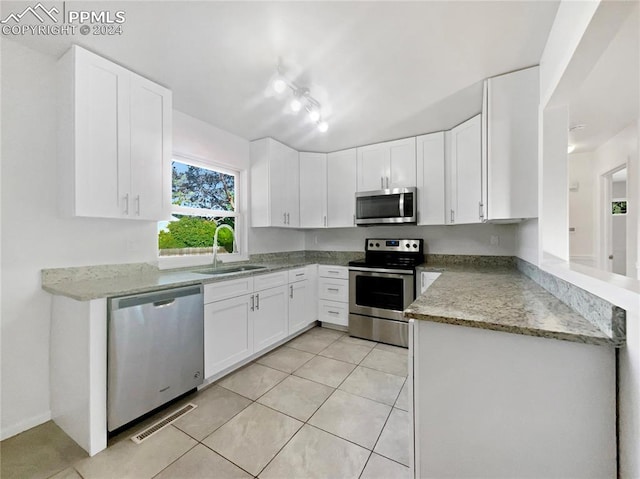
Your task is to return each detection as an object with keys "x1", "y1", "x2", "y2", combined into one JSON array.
[{"x1": 366, "y1": 239, "x2": 422, "y2": 252}]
